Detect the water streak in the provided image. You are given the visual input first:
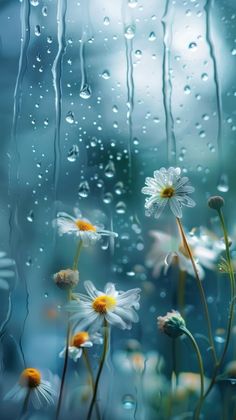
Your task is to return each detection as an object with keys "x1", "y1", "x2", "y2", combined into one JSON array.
[
  {"x1": 125, "y1": 37, "x2": 134, "y2": 177},
  {"x1": 161, "y1": 0, "x2": 176, "y2": 166},
  {"x1": 79, "y1": 0, "x2": 92, "y2": 99},
  {"x1": 8, "y1": 0, "x2": 31, "y2": 369},
  {"x1": 52, "y1": 0, "x2": 67, "y2": 195}
]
